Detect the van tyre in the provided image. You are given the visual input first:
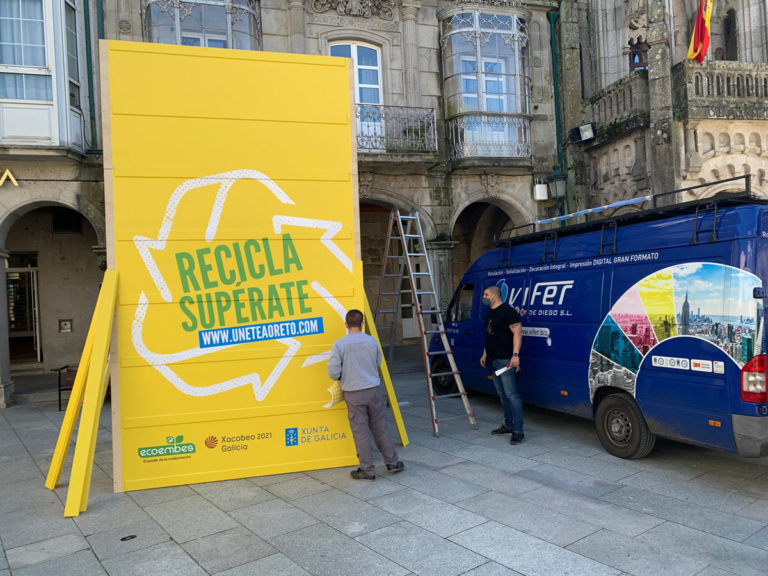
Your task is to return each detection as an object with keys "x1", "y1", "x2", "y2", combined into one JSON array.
[
  {"x1": 595, "y1": 393, "x2": 656, "y2": 459},
  {"x1": 430, "y1": 357, "x2": 458, "y2": 396}
]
